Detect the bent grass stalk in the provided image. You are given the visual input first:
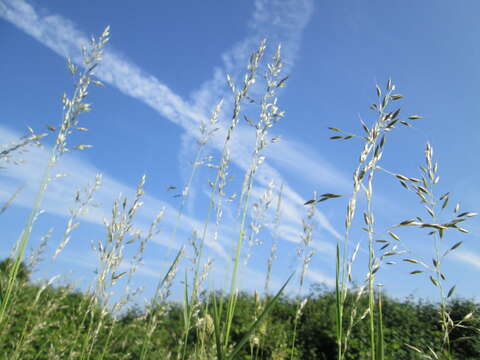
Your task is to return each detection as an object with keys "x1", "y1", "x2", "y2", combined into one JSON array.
[
  {"x1": 0, "y1": 128, "x2": 46, "y2": 164},
  {"x1": 0, "y1": 26, "x2": 110, "y2": 326}
]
